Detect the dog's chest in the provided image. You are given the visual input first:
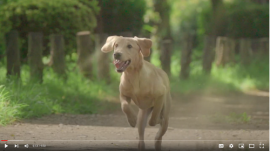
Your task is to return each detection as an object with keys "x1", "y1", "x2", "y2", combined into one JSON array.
[
  {"x1": 120, "y1": 82, "x2": 162, "y2": 109},
  {"x1": 132, "y1": 90, "x2": 155, "y2": 109}
]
